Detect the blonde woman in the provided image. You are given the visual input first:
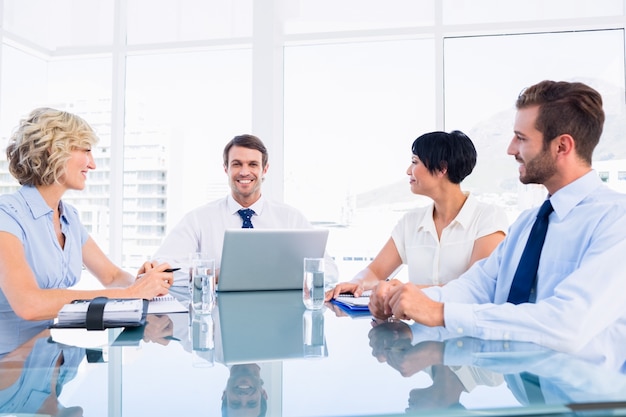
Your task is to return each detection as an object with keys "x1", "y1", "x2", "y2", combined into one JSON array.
[{"x1": 0, "y1": 108, "x2": 173, "y2": 338}]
